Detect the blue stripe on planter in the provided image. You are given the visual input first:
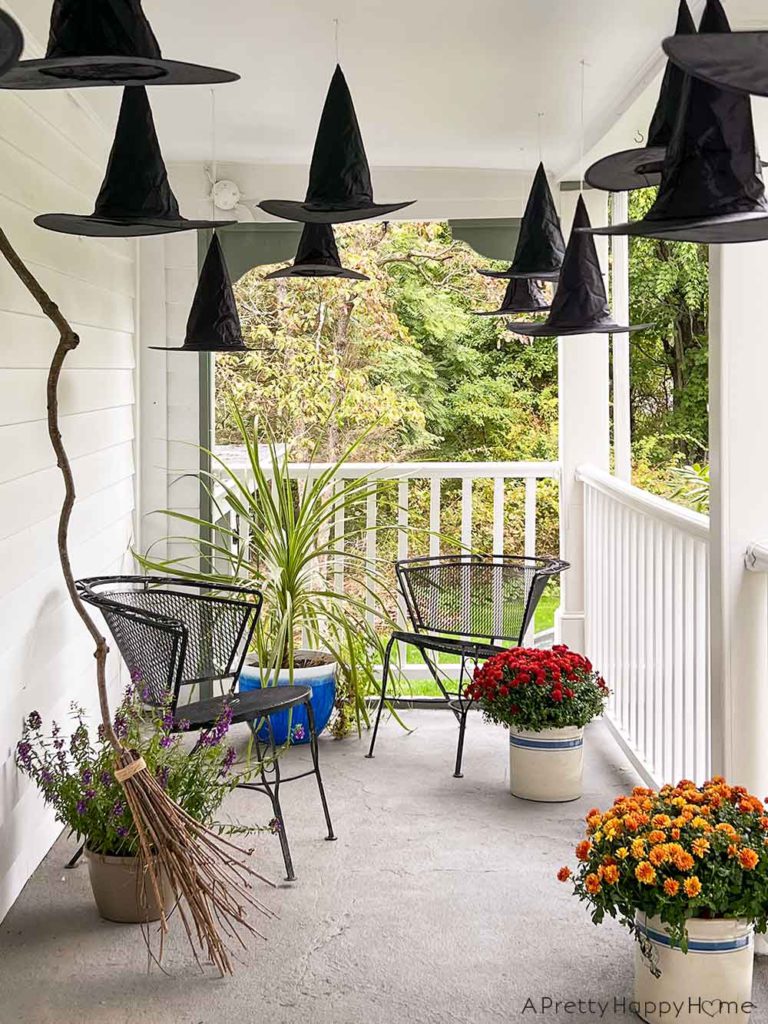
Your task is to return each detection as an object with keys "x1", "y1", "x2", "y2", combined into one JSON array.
[
  {"x1": 637, "y1": 922, "x2": 753, "y2": 954},
  {"x1": 509, "y1": 734, "x2": 583, "y2": 751}
]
